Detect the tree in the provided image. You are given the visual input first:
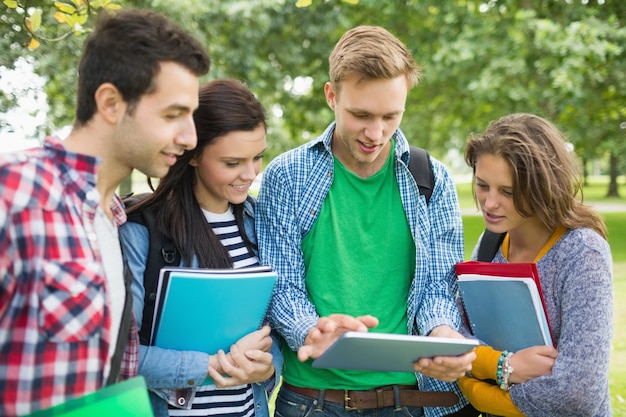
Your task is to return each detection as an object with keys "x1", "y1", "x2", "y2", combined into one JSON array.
[
  {"x1": 1, "y1": 0, "x2": 122, "y2": 138},
  {"x1": 2, "y1": 0, "x2": 625, "y2": 197},
  {"x1": 434, "y1": 2, "x2": 626, "y2": 196},
  {"x1": 2, "y1": 0, "x2": 121, "y2": 50}
]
